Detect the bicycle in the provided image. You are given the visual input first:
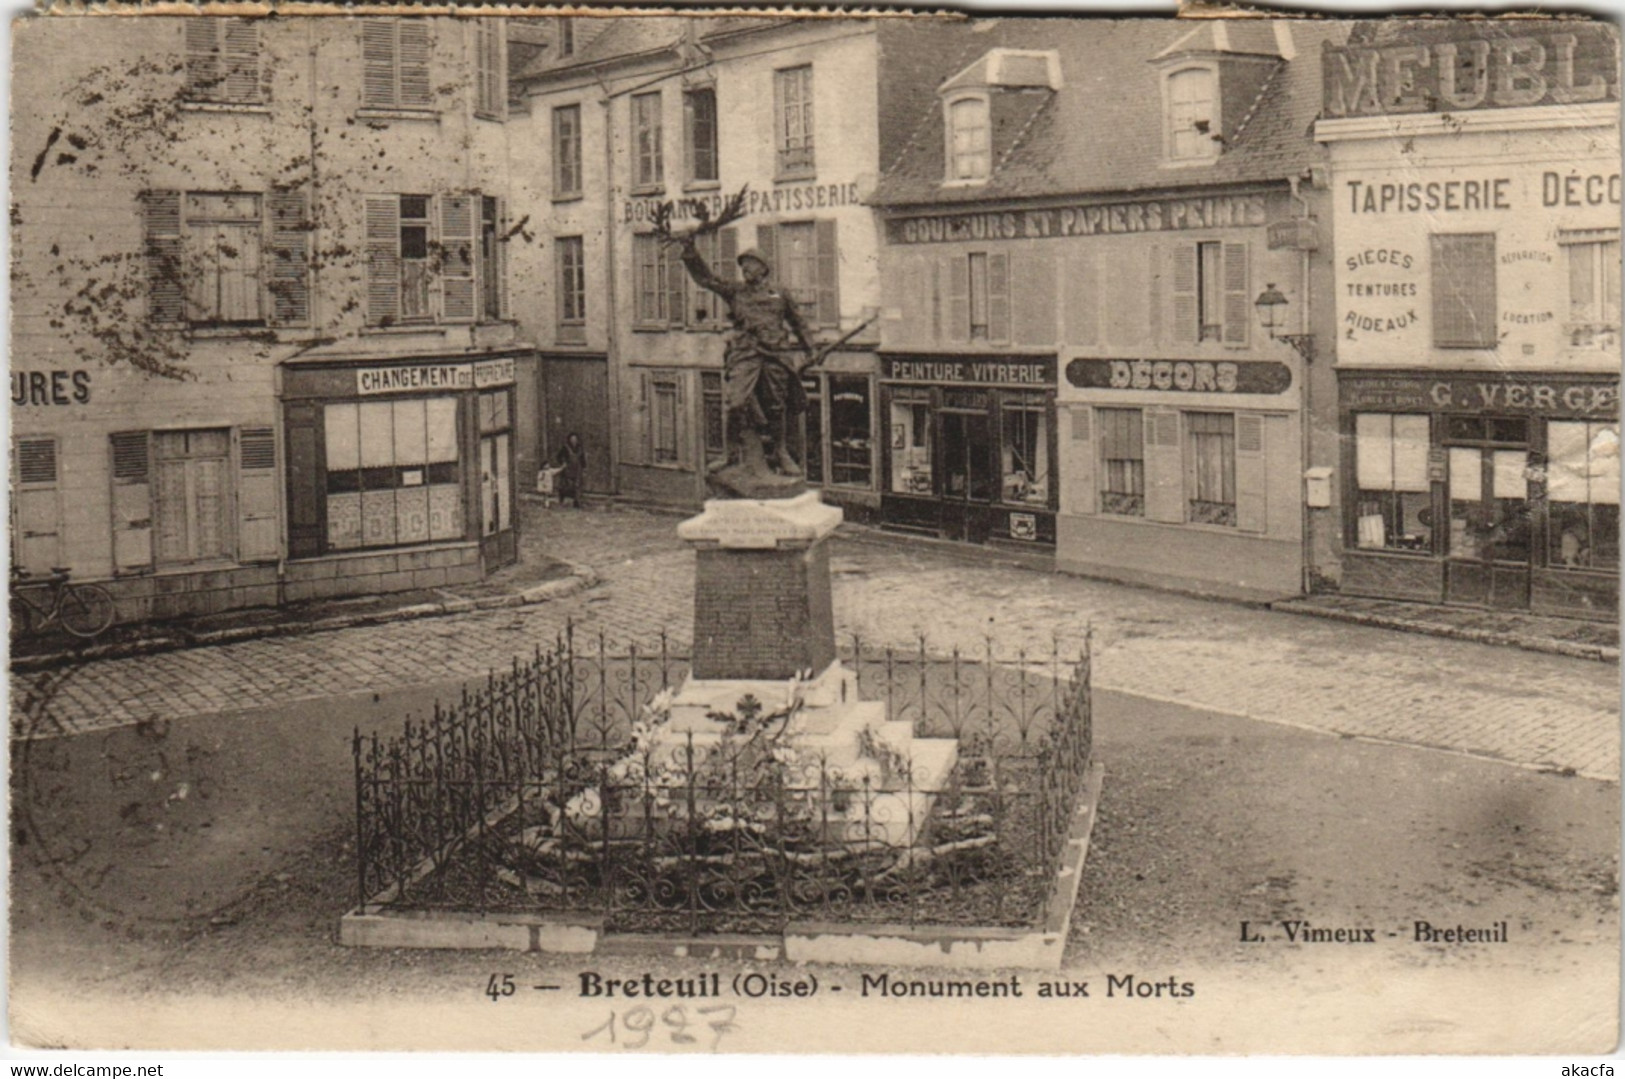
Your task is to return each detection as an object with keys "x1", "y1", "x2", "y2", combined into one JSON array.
[{"x1": 9, "y1": 566, "x2": 117, "y2": 640}]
